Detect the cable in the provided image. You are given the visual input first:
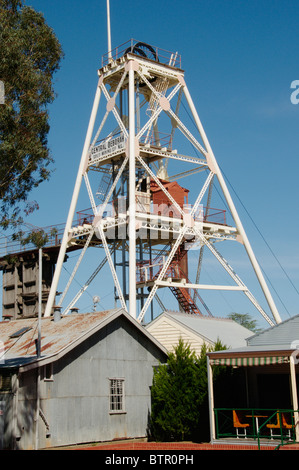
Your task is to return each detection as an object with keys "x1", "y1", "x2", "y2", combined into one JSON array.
[
  {"x1": 180, "y1": 100, "x2": 297, "y2": 316},
  {"x1": 62, "y1": 264, "x2": 94, "y2": 300},
  {"x1": 259, "y1": 266, "x2": 291, "y2": 318},
  {"x1": 220, "y1": 168, "x2": 298, "y2": 316}
]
